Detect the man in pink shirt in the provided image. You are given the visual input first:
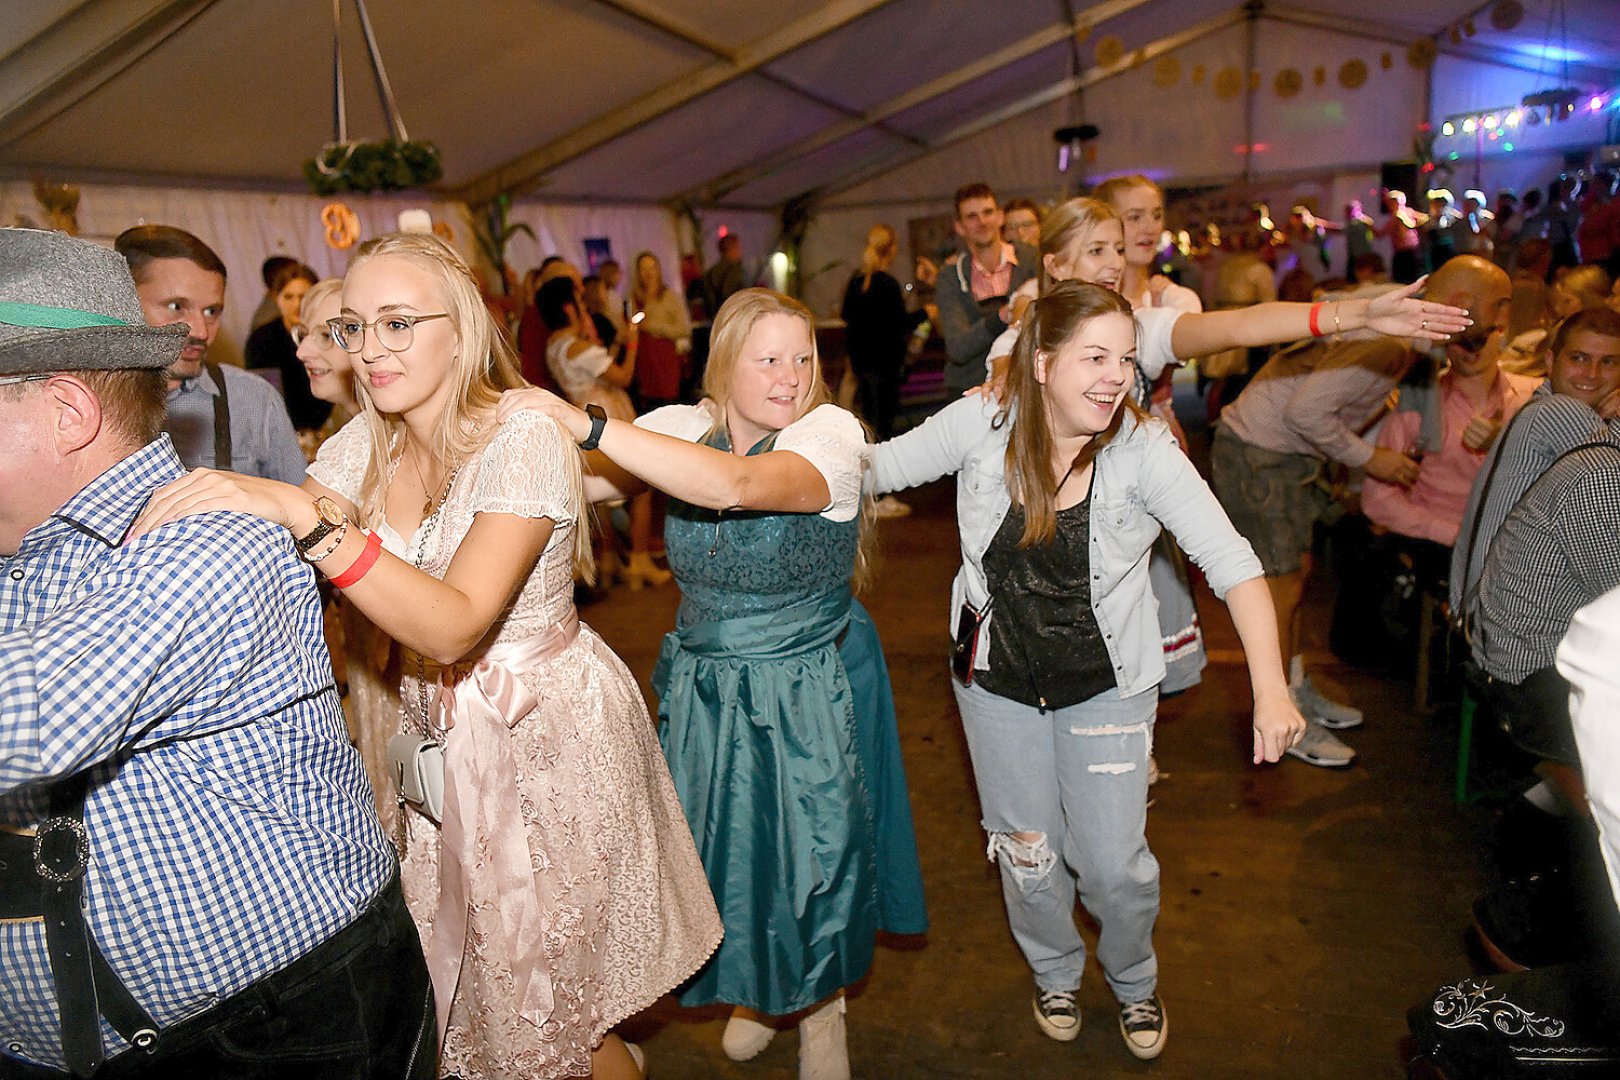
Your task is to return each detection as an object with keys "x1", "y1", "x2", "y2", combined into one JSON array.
[
  {"x1": 935, "y1": 183, "x2": 1039, "y2": 396},
  {"x1": 1363, "y1": 331, "x2": 1539, "y2": 553}
]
